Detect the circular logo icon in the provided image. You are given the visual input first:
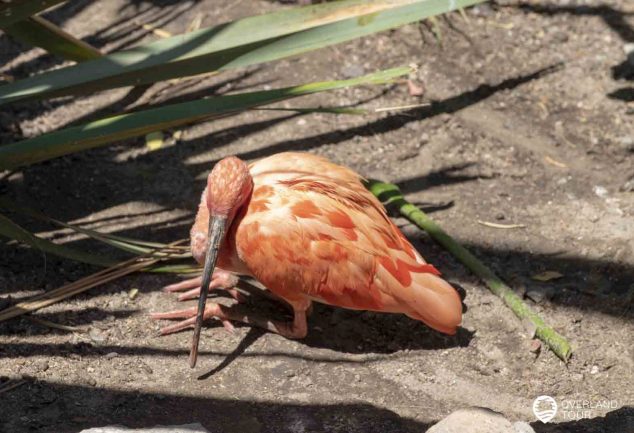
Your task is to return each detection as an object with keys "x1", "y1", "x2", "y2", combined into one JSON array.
[{"x1": 533, "y1": 395, "x2": 558, "y2": 423}]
